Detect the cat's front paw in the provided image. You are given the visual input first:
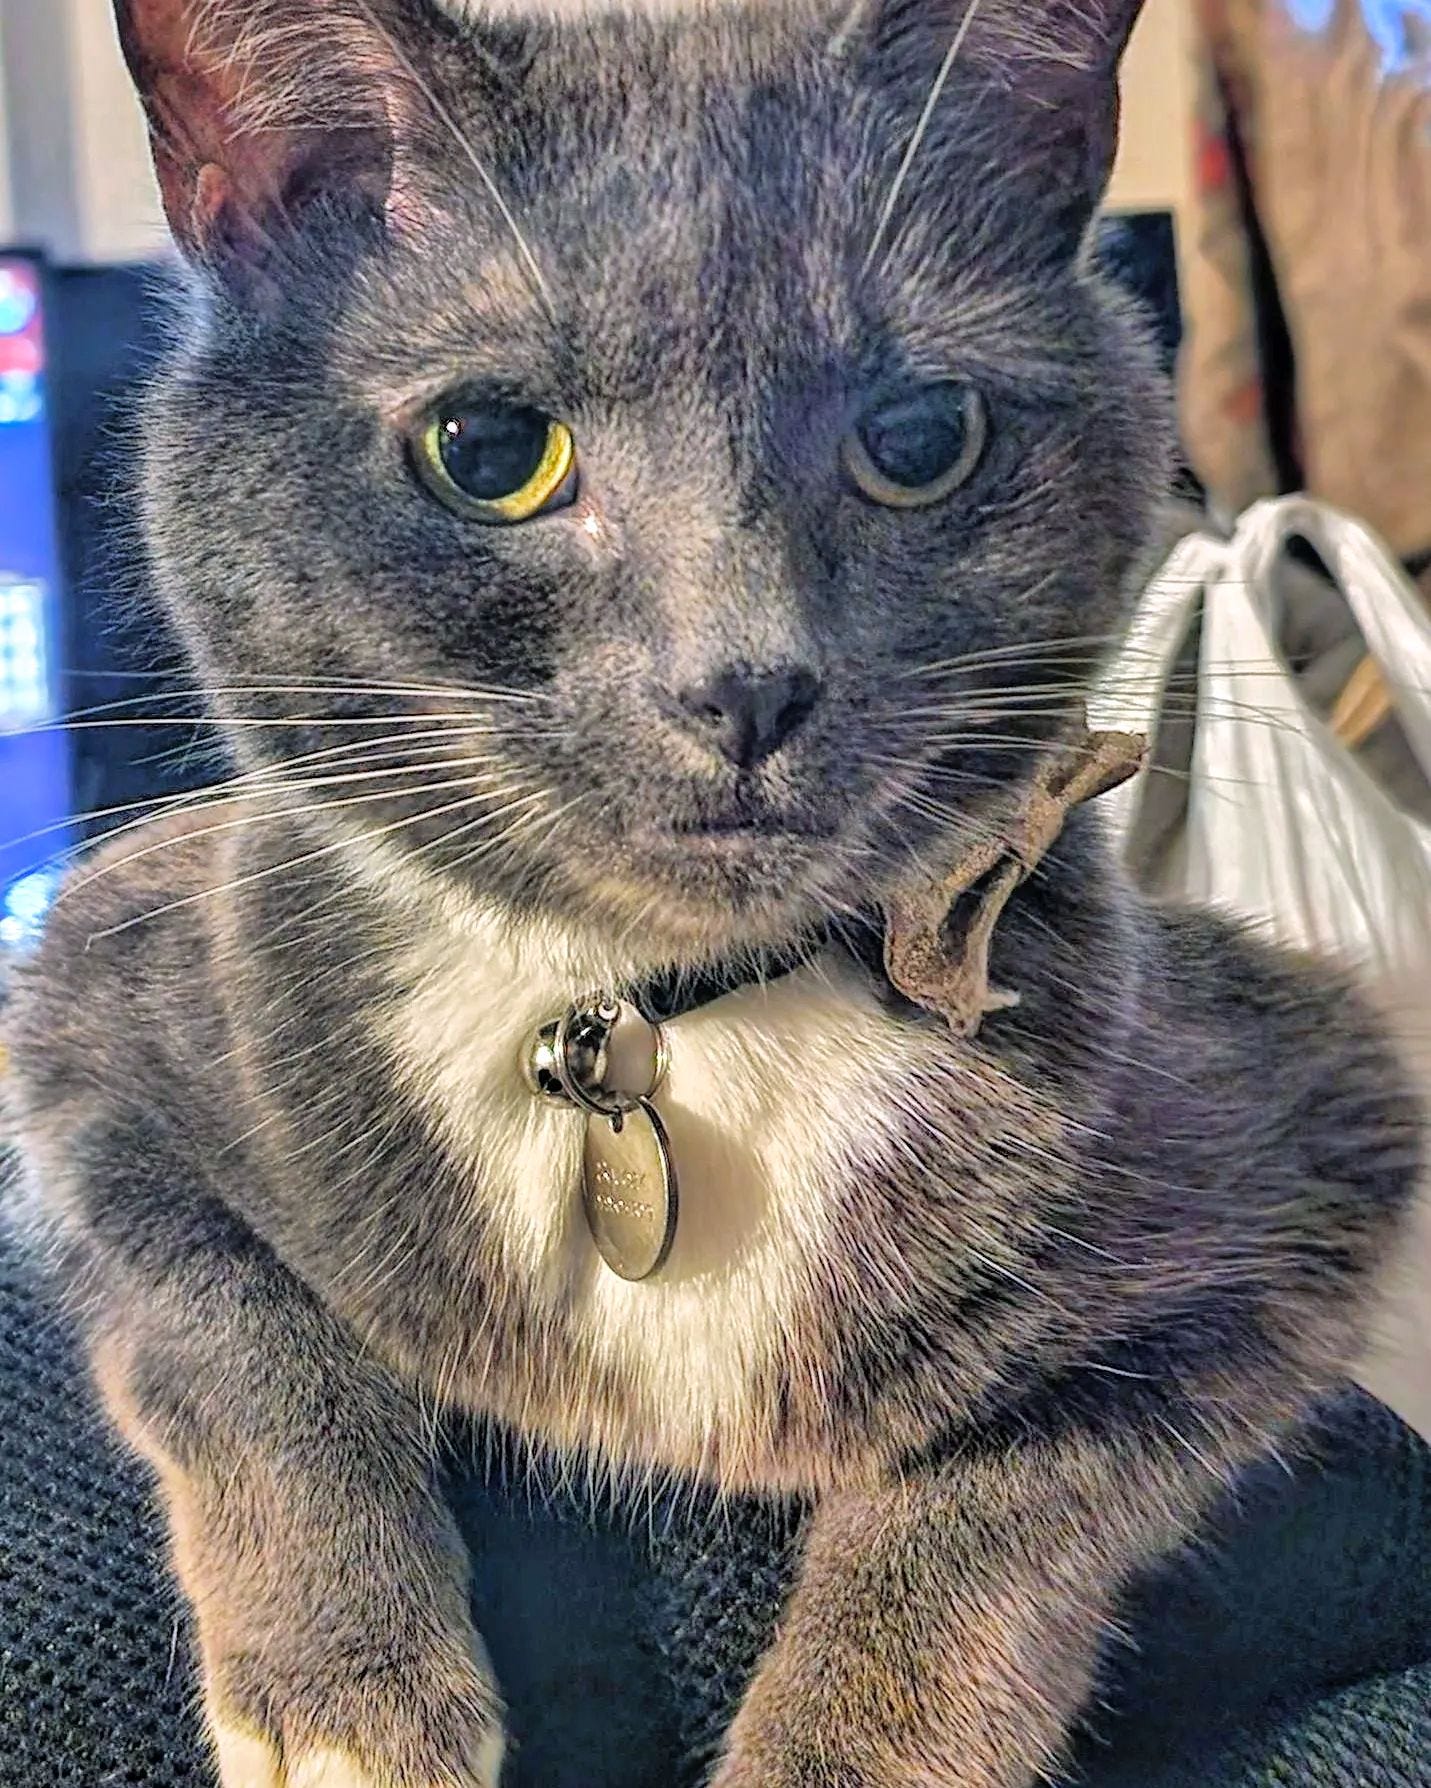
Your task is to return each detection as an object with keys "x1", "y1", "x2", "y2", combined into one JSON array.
[
  {"x1": 710, "y1": 1746, "x2": 866, "y2": 1788},
  {"x1": 285, "y1": 1738, "x2": 506, "y2": 1788},
  {"x1": 209, "y1": 1723, "x2": 505, "y2": 1788},
  {"x1": 205, "y1": 1656, "x2": 505, "y2": 1788}
]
